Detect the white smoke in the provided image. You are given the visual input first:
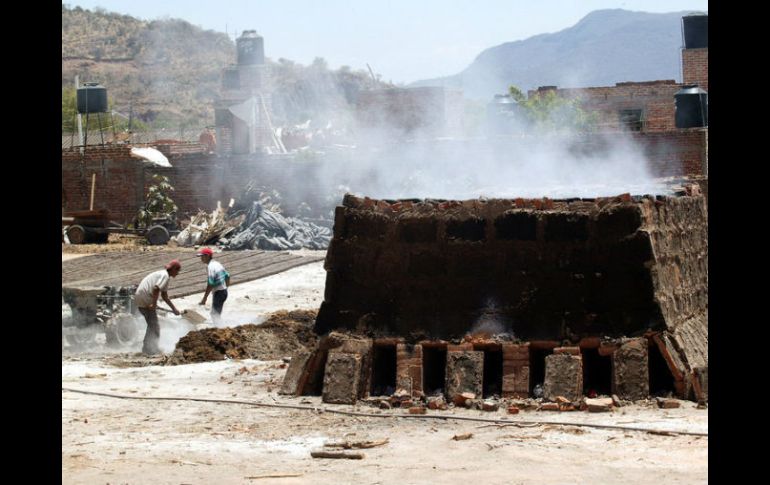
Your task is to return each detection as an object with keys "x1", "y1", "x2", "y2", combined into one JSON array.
[
  {"x1": 273, "y1": 85, "x2": 674, "y2": 204},
  {"x1": 309, "y1": 130, "x2": 669, "y2": 201},
  {"x1": 157, "y1": 315, "x2": 197, "y2": 353},
  {"x1": 208, "y1": 311, "x2": 267, "y2": 329},
  {"x1": 469, "y1": 297, "x2": 509, "y2": 336}
]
